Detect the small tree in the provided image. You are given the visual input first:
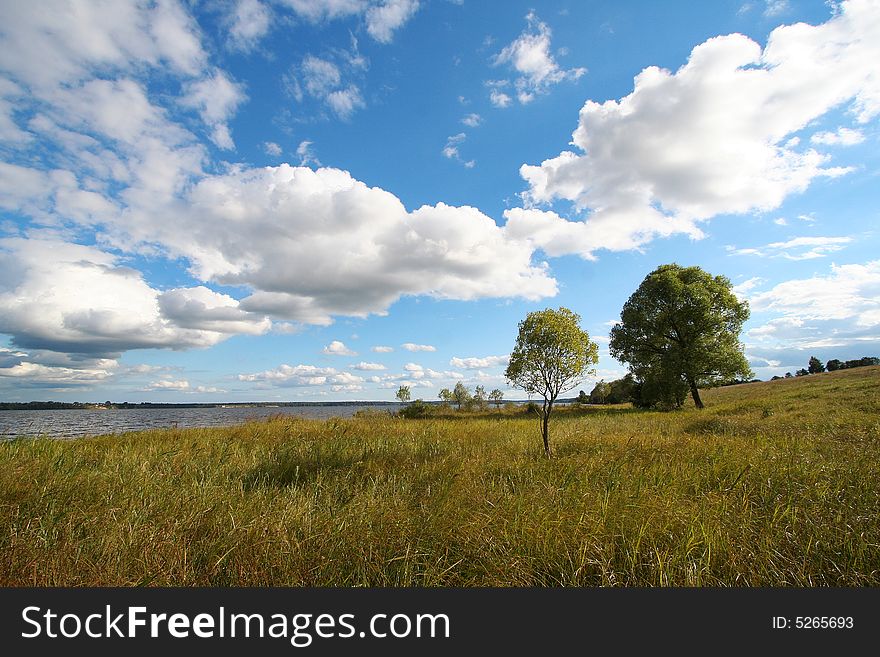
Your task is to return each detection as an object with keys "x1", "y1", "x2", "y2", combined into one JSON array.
[
  {"x1": 589, "y1": 380, "x2": 611, "y2": 404},
  {"x1": 452, "y1": 381, "x2": 471, "y2": 410},
  {"x1": 610, "y1": 264, "x2": 751, "y2": 410},
  {"x1": 489, "y1": 388, "x2": 504, "y2": 409},
  {"x1": 396, "y1": 385, "x2": 411, "y2": 404},
  {"x1": 438, "y1": 388, "x2": 453, "y2": 406},
  {"x1": 473, "y1": 385, "x2": 487, "y2": 410},
  {"x1": 808, "y1": 356, "x2": 825, "y2": 374},
  {"x1": 505, "y1": 307, "x2": 598, "y2": 457},
  {"x1": 826, "y1": 359, "x2": 842, "y2": 372},
  {"x1": 795, "y1": 368, "x2": 809, "y2": 377}
]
